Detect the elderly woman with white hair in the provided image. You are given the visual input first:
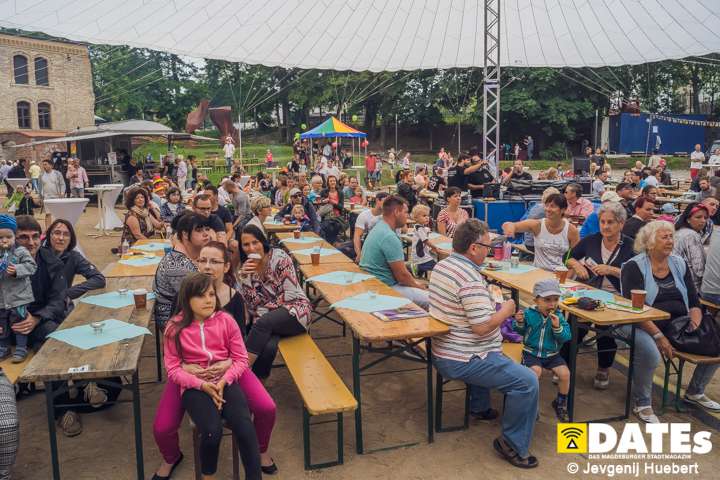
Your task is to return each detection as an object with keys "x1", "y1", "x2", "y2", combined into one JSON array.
[
  {"x1": 620, "y1": 221, "x2": 720, "y2": 421},
  {"x1": 564, "y1": 202, "x2": 635, "y2": 390}
]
